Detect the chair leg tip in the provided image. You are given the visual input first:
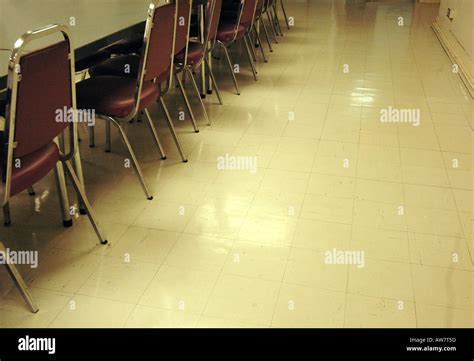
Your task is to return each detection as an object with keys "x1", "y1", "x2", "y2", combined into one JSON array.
[
  {"x1": 63, "y1": 219, "x2": 73, "y2": 228},
  {"x1": 147, "y1": 196, "x2": 154, "y2": 200},
  {"x1": 207, "y1": 90, "x2": 213, "y2": 95},
  {"x1": 100, "y1": 240, "x2": 108, "y2": 245},
  {"x1": 161, "y1": 156, "x2": 167, "y2": 160},
  {"x1": 200, "y1": 94, "x2": 206, "y2": 99},
  {"x1": 4, "y1": 221, "x2": 11, "y2": 226},
  {"x1": 195, "y1": 130, "x2": 200, "y2": 133},
  {"x1": 80, "y1": 208, "x2": 87, "y2": 215},
  {"x1": 182, "y1": 159, "x2": 188, "y2": 163}
]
